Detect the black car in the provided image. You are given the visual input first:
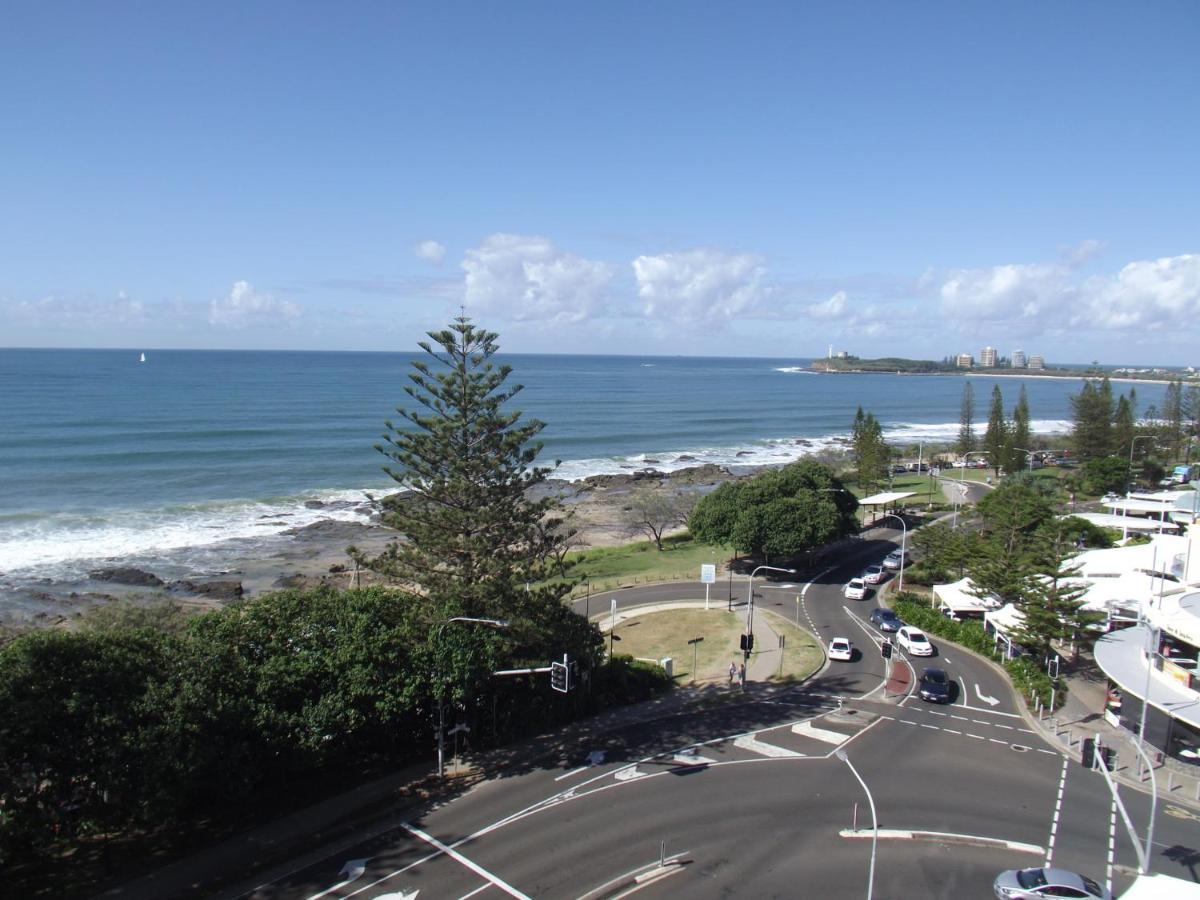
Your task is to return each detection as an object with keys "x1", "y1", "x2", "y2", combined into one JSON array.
[
  {"x1": 869, "y1": 608, "x2": 902, "y2": 632},
  {"x1": 918, "y1": 667, "x2": 951, "y2": 703}
]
